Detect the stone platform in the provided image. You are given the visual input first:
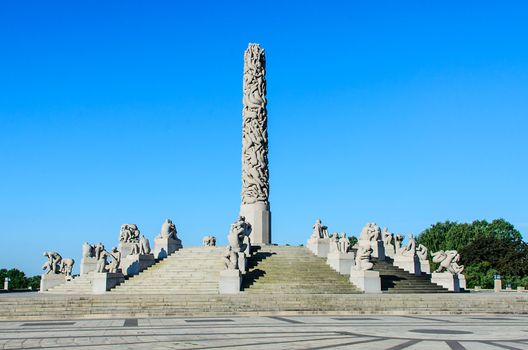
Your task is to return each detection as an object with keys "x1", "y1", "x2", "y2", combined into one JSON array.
[{"x1": 2, "y1": 314, "x2": 528, "y2": 350}]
